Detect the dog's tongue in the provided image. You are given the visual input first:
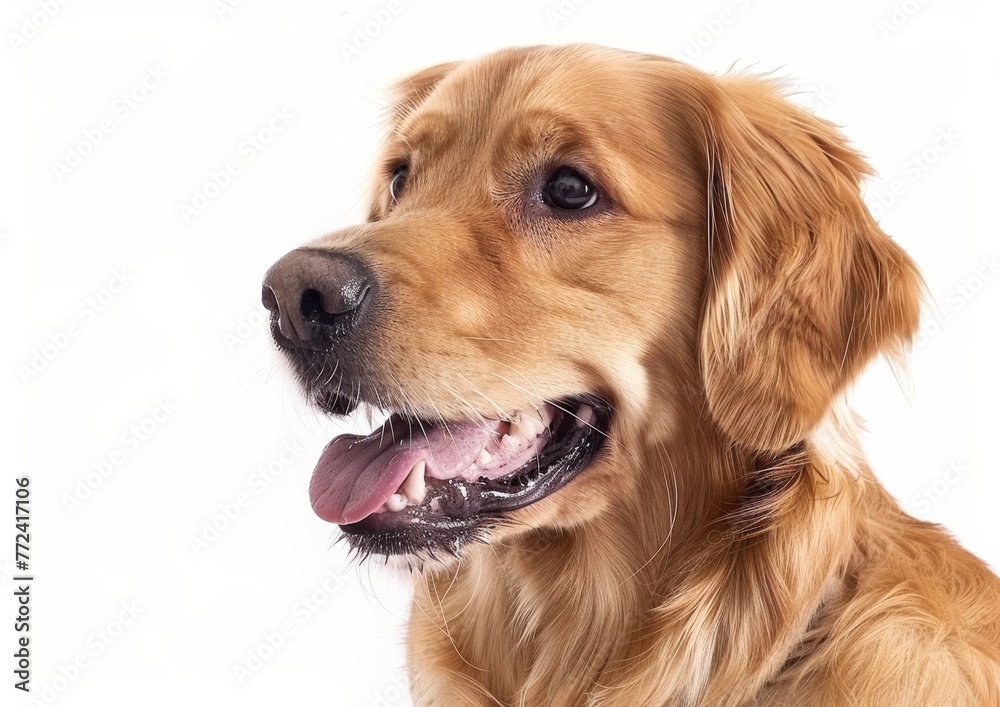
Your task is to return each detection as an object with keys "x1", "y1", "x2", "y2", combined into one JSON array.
[{"x1": 309, "y1": 414, "x2": 499, "y2": 525}]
